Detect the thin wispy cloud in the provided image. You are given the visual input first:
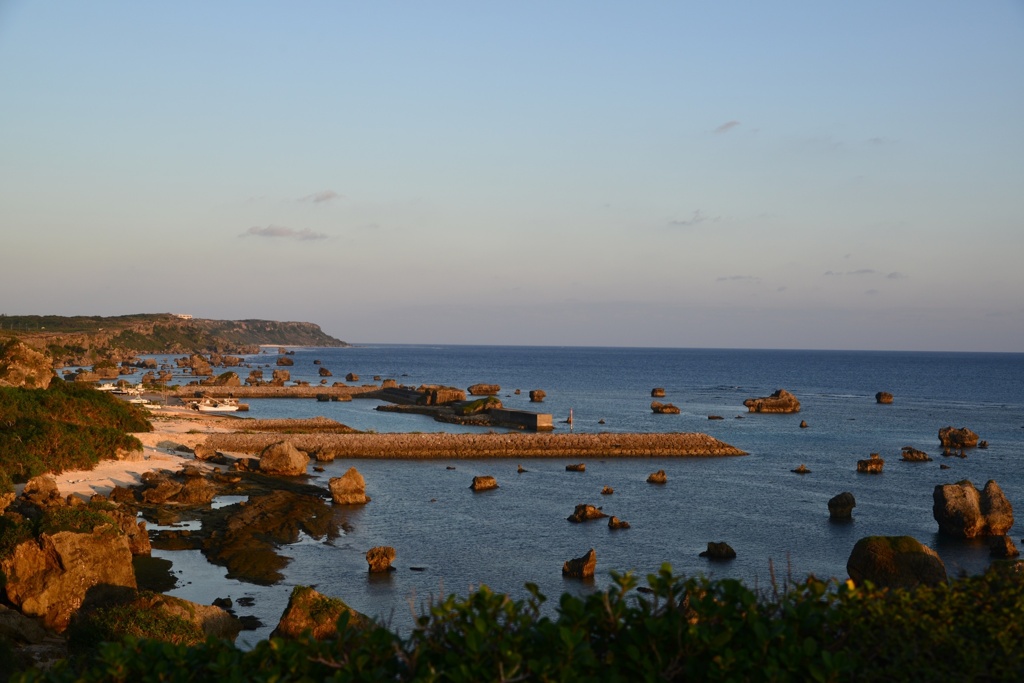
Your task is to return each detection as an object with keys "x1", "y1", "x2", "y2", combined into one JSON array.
[
  {"x1": 824, "y1": 269, "x2": 876, "y2": 276},
  {"x1": 714, "y1": 120, "x2": 740, "y2": 134},
  {"x1": 886, "y1": 271, "x2": 908, "y2": 280},
  {"x1": 669, "y1": 210, "x2": 719, "y2": 228},
  {"x1": 240, "y1": 225, "x2": 328, "y2": 241},
  {"x1": 298, "y1": 190, "x2": 341, "y2": 203},
  {"x1": 717, "y1": 275, "x2": 761, "y2": 283}
]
